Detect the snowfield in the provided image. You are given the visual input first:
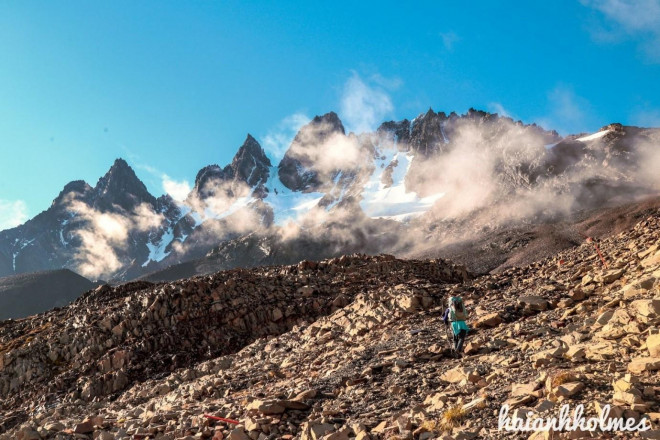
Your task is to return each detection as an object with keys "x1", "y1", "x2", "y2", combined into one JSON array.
[{"x1": 360, "y1": 149, "x2": 444, "y2": 221}]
